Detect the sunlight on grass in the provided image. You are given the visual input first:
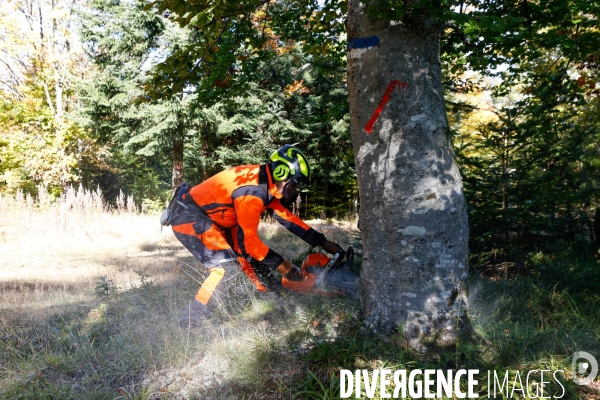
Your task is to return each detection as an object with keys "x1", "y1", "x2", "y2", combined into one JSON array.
[
  {"x1": 0, "y1": 187, "x2": 366, "y2": 398},
  {"x1": 1, "y1": 187, "x2": 598, "y2": 398}
]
